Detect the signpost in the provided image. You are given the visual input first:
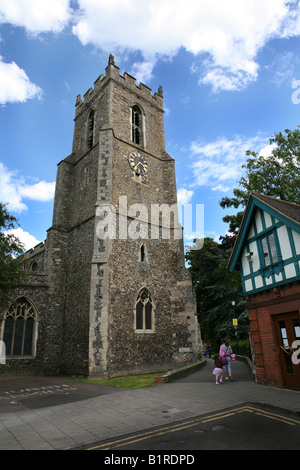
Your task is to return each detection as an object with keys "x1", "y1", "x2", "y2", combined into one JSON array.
[{"x1": 232, "y1": 301, "x2": 239, "y2": 354}]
